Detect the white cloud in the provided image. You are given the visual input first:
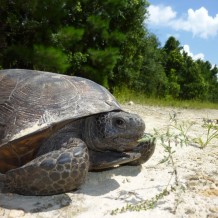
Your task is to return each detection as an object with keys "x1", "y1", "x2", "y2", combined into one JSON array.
[
  {"x1": 147, "y1": 5, "x2": 218, "y2": 38},
  {"x1": 182, "y1": 44, "x2": 204, "y2": 60},
  {"x1": 148, "y1": 5, "x2": 176, "y2": 25}
]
